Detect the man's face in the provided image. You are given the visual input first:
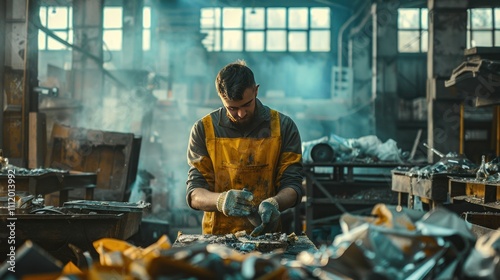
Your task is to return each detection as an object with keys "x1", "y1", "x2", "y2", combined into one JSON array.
[{"x1": 220, "y1": 85, "x2": 259, "y2": 127}]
